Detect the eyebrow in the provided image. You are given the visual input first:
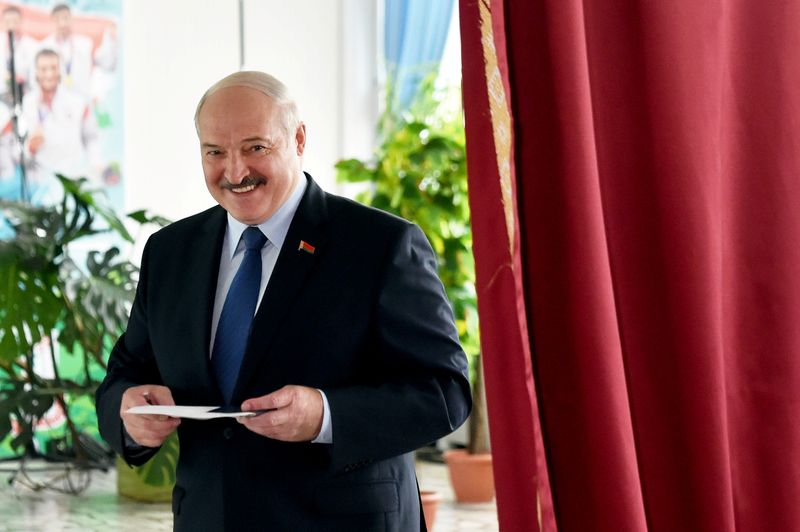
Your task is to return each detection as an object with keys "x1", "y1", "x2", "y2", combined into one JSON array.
[{"x1": 242, "y1": 136, "x2": 274, "y2": 145}]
